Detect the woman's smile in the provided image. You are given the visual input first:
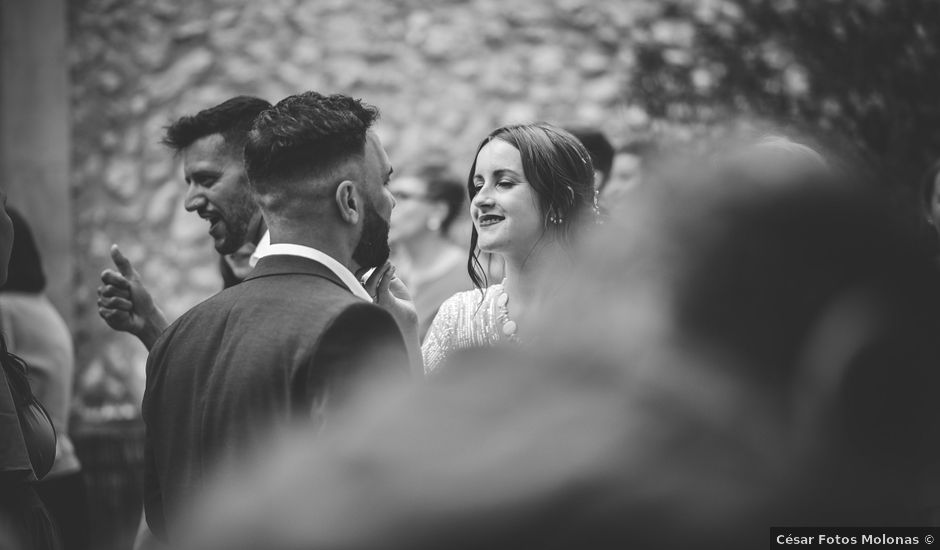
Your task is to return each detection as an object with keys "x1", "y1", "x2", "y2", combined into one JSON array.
[
  {"x1": 470, "y1": 139, "x2": 543, "y2": 255},
  {"x1": 477, "y1": 213, "x2": 505, "y2": 228}
]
